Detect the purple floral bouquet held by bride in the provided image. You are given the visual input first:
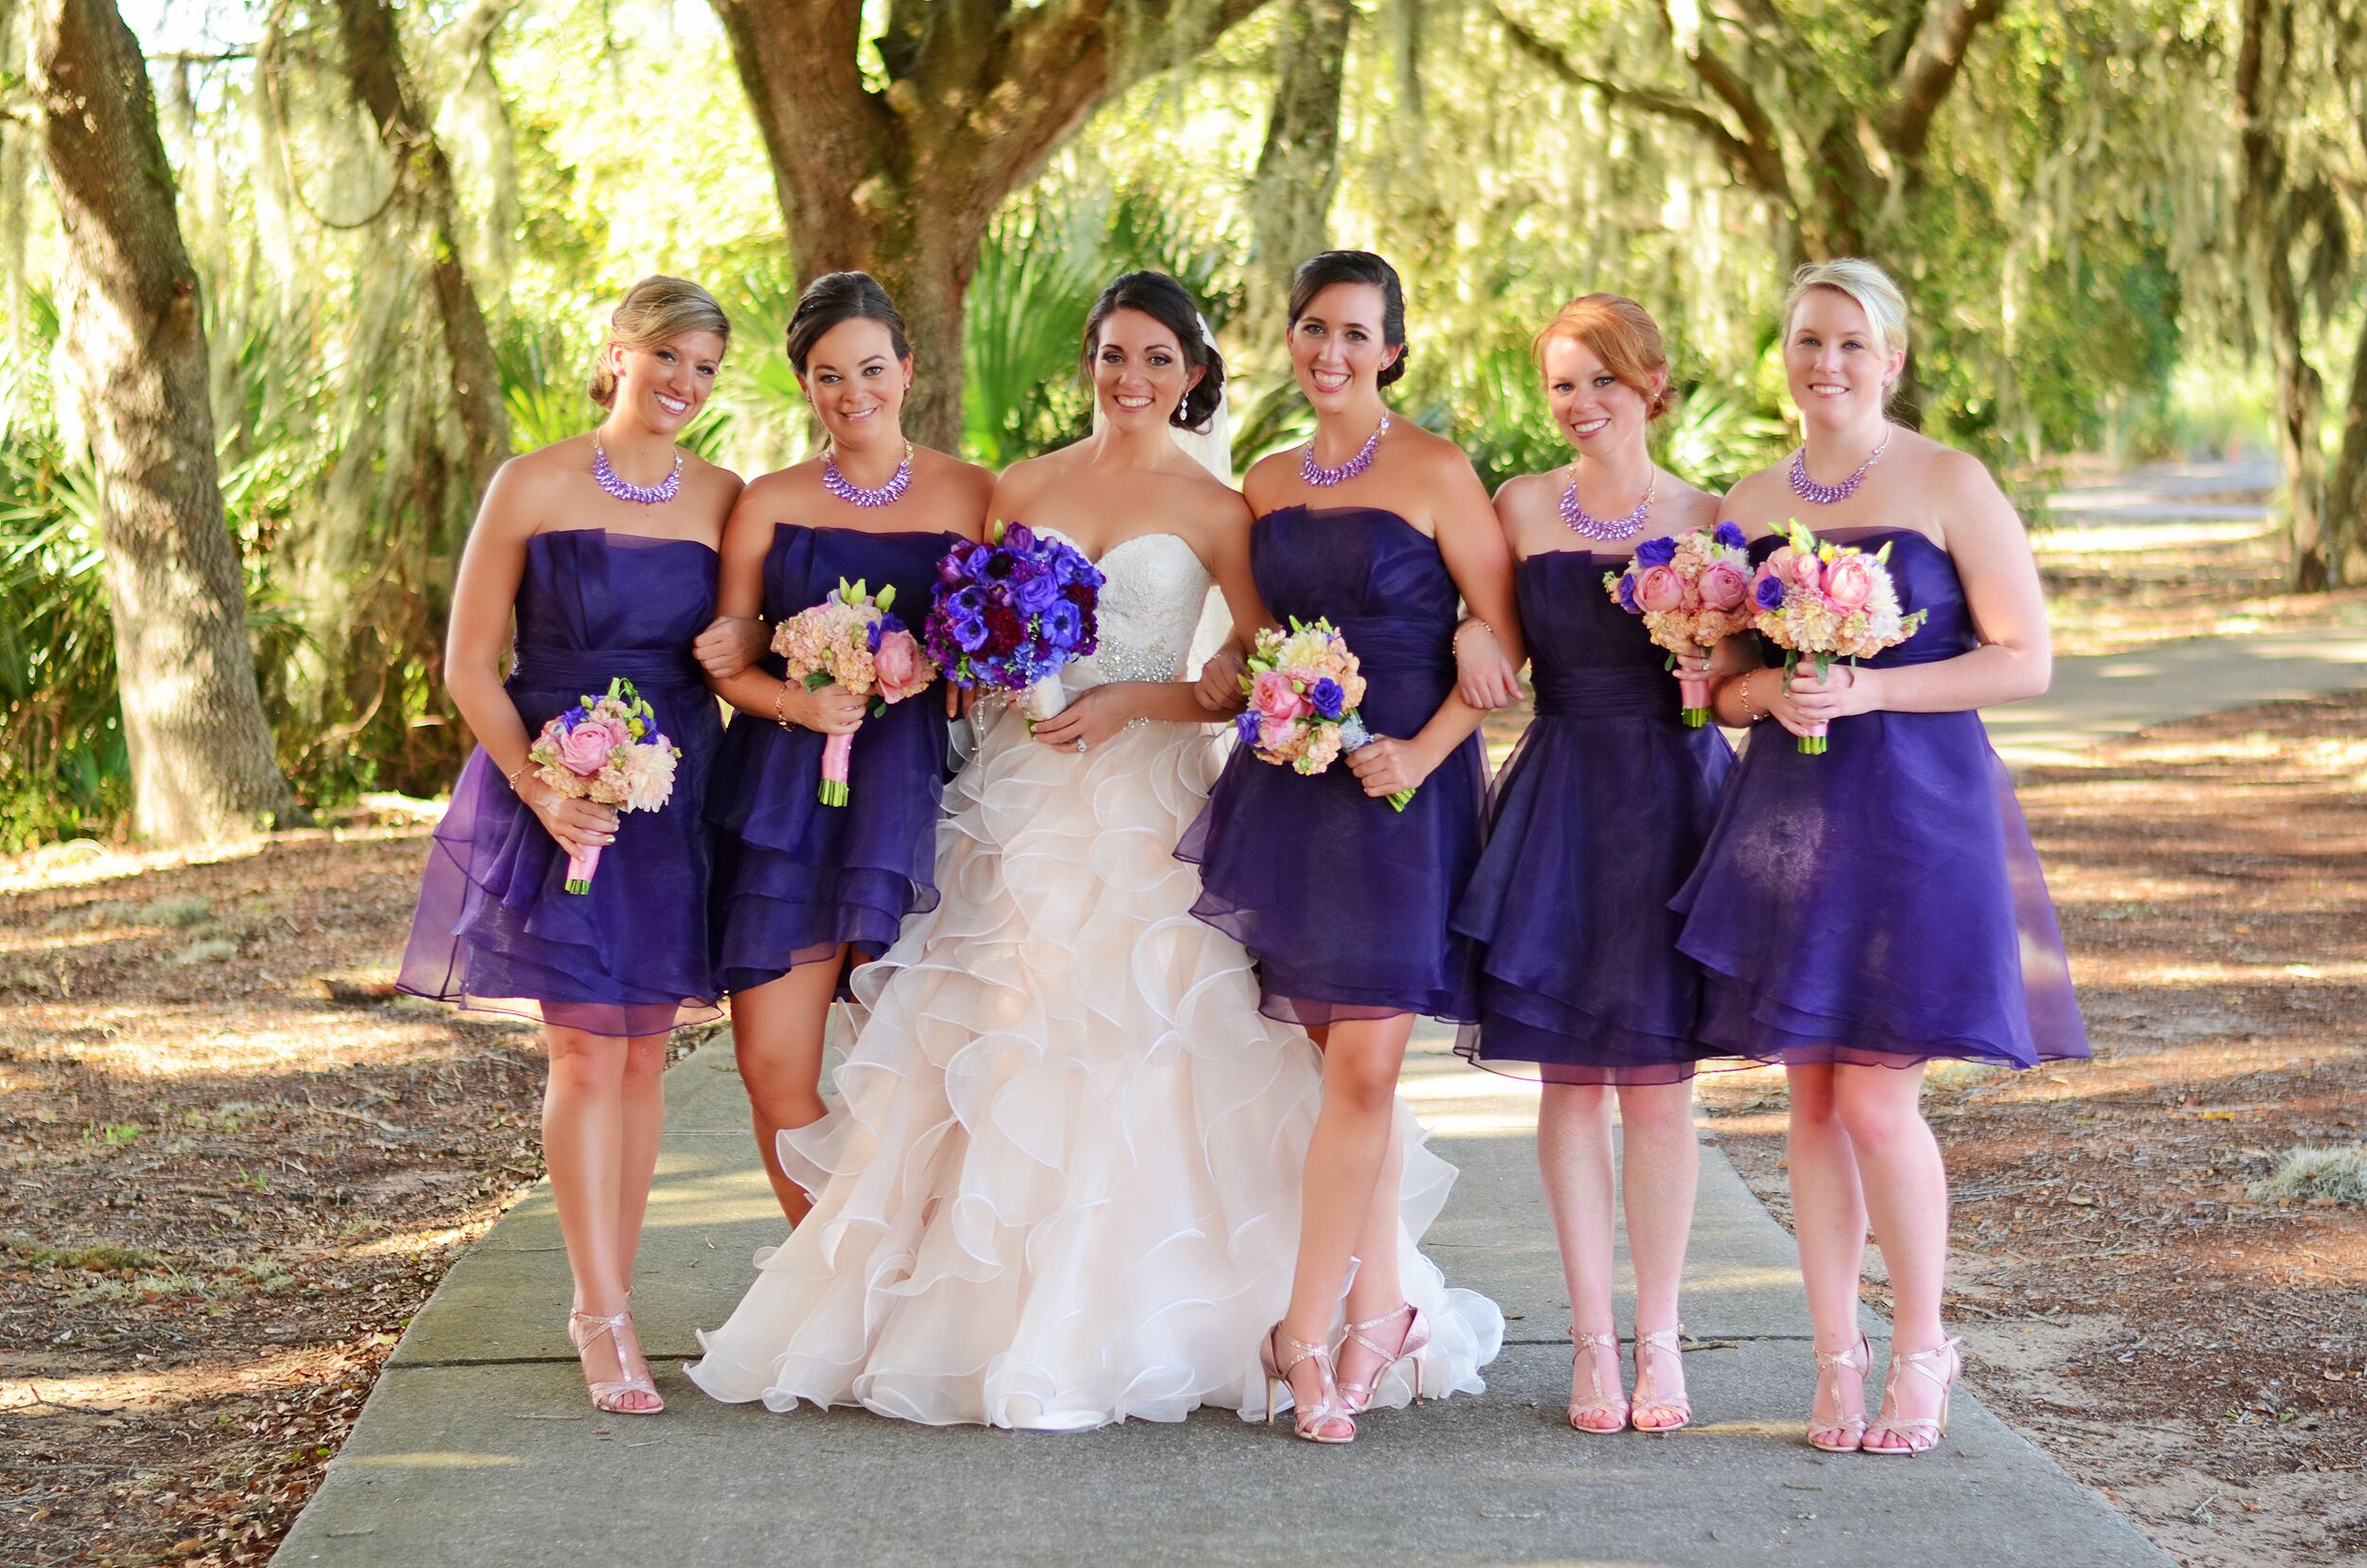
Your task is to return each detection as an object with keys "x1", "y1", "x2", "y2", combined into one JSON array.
[
  {"x1": 523, "y1": 677, "x2": 681, "y2": 892},
  {"x1": 922, "y1": 521, "x2": 1105, "y2": 723}
]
